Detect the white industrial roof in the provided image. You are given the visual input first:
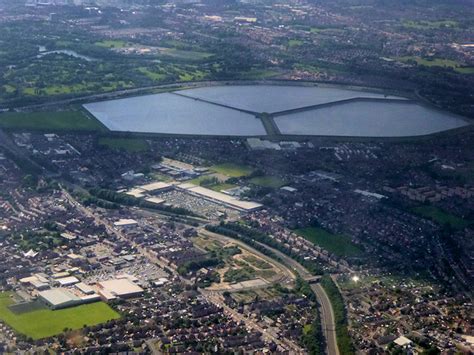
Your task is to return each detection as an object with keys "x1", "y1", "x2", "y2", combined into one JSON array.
[
  {"x1": 125, "y1": 188, "x2": 145, "y2": 198},
  {"x1": 114, "y1": 219, "x2": 138, "y2": 227},
  {"x1": 98, "y1": 278, "x2": 144, "y2": 297},
  {"x1": 57, "y1": 276, "x2": 80, "y2": 286},
  {"x1": 138, "y1": 182, "x2": 172, "y2": 191},
  {"x1": 394, "y1": 336, "x2": 412, "y2": 347},
  {"x1": 75, "y1": 282, "x2": 95, "y2": 294},
  {"x1": 178, "y1": 184, "x2": 262, "y2": 211},
  {"x1": 145, "y1": 197, "x2": 165, "y2": 205},
  {"x1": 38, "y1": 288, "x2": 80, "y2": 305}
]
